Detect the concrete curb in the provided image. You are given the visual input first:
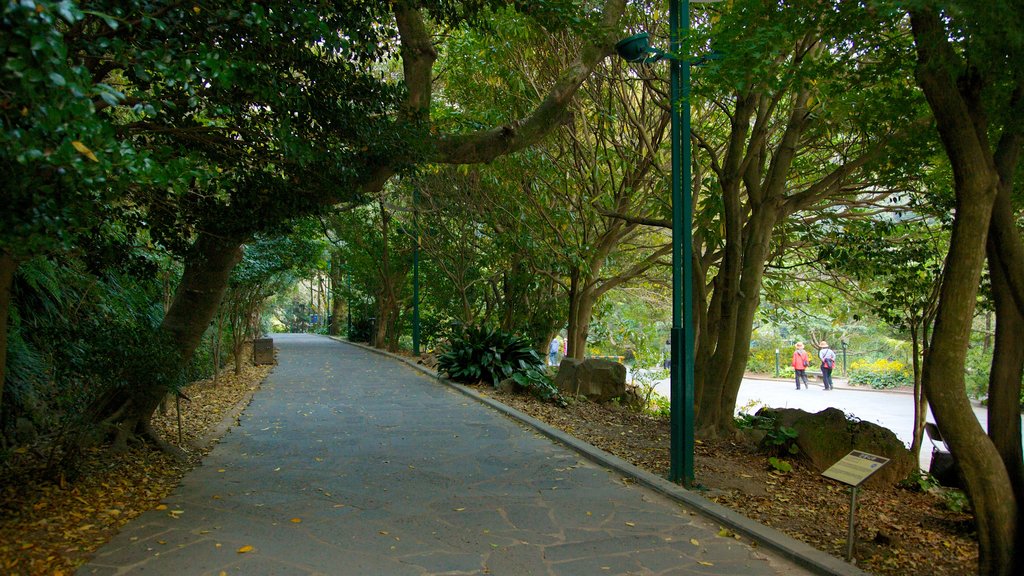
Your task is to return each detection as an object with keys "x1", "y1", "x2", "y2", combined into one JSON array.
[
  {"x1": 192, "y1": 376, "x2": 264, "y2": 451},
  {"x1": 336, "y1": 338, "x2": 871, "y2": 576}
]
